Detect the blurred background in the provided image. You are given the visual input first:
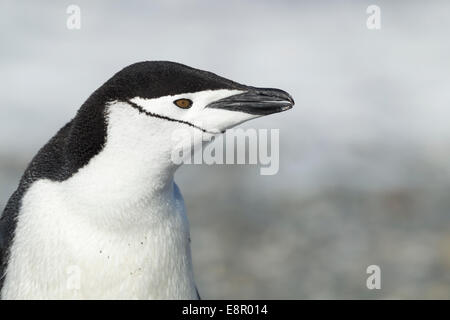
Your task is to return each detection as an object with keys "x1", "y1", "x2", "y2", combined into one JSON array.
[{"x1": 1, "y1": 0, "x2": 450, "y2": 299}]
